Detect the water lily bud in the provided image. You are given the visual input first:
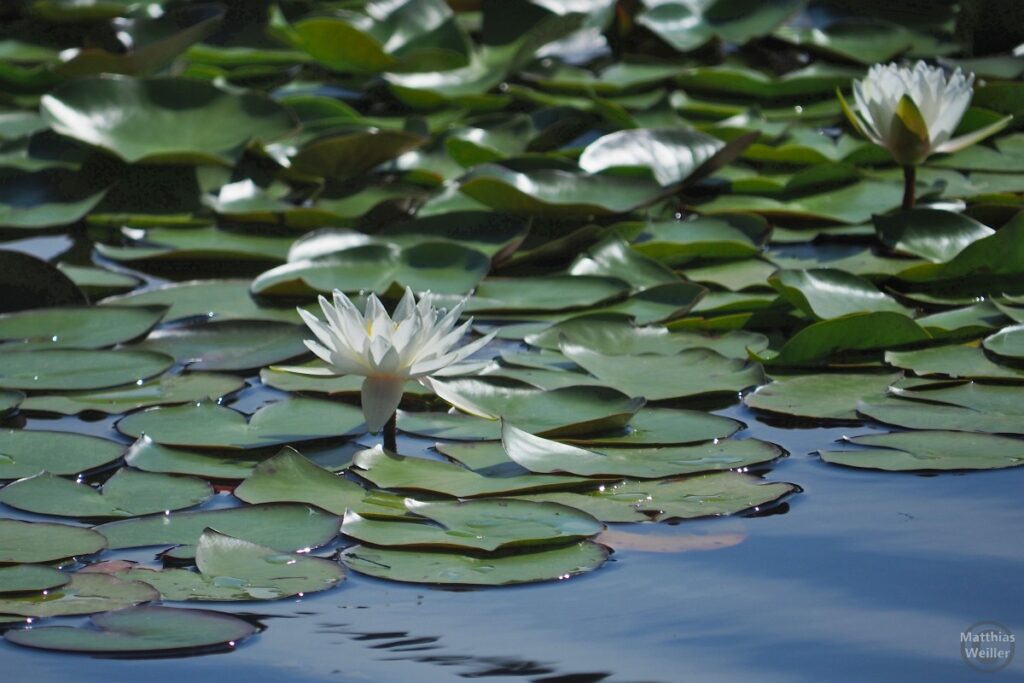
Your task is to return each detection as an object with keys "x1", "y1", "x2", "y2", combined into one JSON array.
[{"x1": 837, "y1": 61, "x2": 1011, "y2": 166}]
